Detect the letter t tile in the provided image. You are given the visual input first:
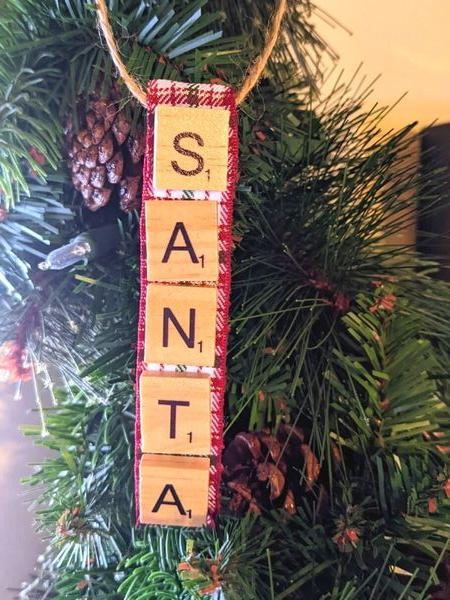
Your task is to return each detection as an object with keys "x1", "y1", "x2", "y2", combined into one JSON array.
[{"x1": 140, "y1": 372, "x2": 211, "y2": 455}]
